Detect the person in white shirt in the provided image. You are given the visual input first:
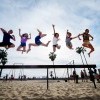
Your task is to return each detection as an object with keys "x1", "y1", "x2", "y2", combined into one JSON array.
[{"x1": 52, "y1": 24, "x2": 61, "y2": 52}]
